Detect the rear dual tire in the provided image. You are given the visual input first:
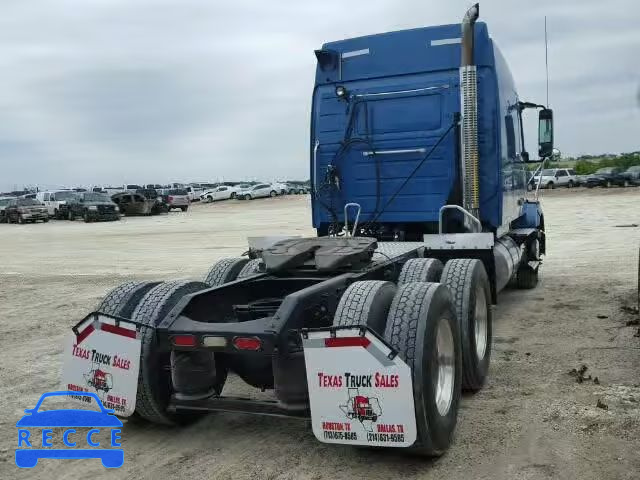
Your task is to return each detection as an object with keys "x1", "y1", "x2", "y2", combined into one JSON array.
[
  {"x1": 132, "y1": 280, "x2": 217, "y2": 425},
  {"x1": 398, "y1": 258, "x2": 443, "y2": 285},
  {"x1": 333, "y1": 280, "x2": 461, "y2": 457},
  {"x1": 204, "y1": 257, "x2": 249, "y2": 286},
  {"x1": 97, "y1": 281, "x2": 161, "y2": 319},
  {"x1": 385, "y1": 282, "x2": 461, "y2": 456},
  {"x1": 333, "y1": 280, "x2": 396, "y2": 335},
  {"x1": 441, "y1": 259, "x2": 492, "y2": 392}
]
